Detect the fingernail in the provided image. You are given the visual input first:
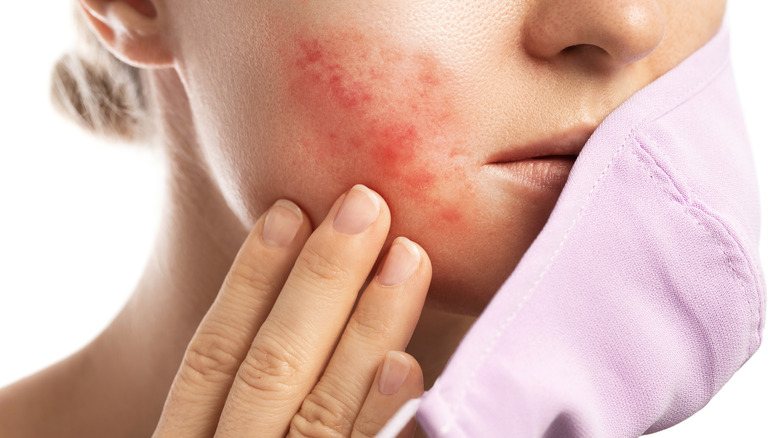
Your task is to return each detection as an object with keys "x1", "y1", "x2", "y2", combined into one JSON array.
[
  {"x1": 379, "y1": 351, "x2": 411, "y2": 395},
  {"x1": 262, "y1": 200, "x2": 304, "y2": 247},
  {"x1": 376, "y1": 238, "x2": 420, "y2": 286},
  {"x1": 332, "y1": 185, "x2": 380, "y2": 235}
]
